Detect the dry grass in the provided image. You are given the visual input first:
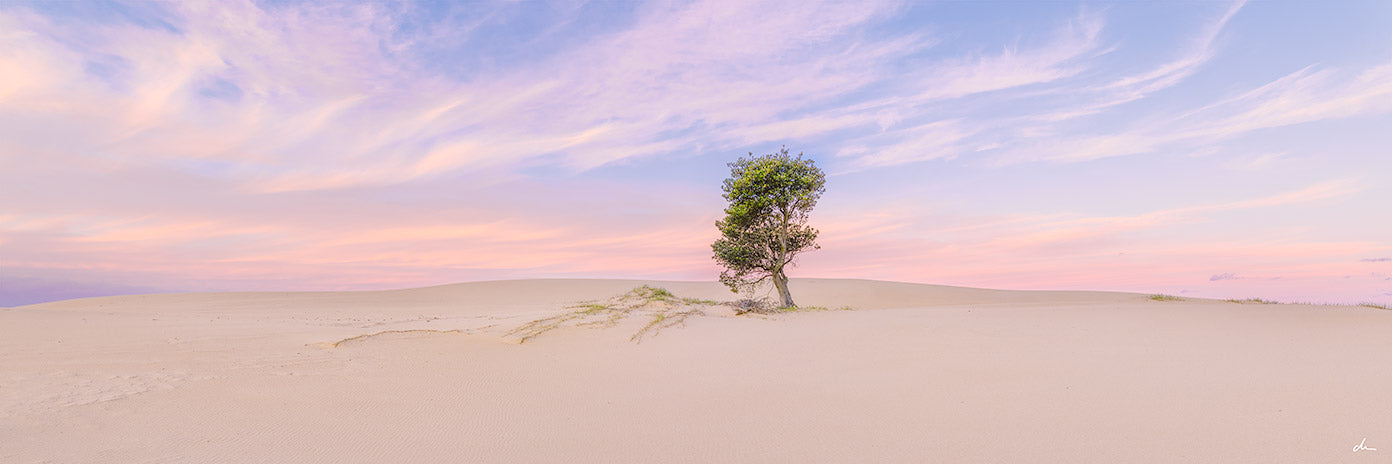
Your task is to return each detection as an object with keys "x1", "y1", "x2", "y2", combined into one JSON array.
[
  {"x1": 1220, "y1": 298, "x2": 1388, "y2": 310},
  {"x1": 1148, "y1": 294, "x2": 1183, "y2": 302},
  {"x1": 508, "y1": 286, "x2": 727, "y2": 344},
  {"x1": 507, "y1": 302, "x2": 630, "y2": 344},
  {"x1": 726, "y1": 296, "x2": 855, "y2": 314},
  {"x1": 630, "y1": 308, "x2": 703, "y2": 343},
  {"x1": 1224, "y1": 298, "x2": 1281, "y2": 304},
  {"x1": 728, "y1": 297, "x2": 777, "y2": 314},
  {"x1": 779, "y1": 305, "x2": 854, "y2": 313},
  {"x1": 508, "y1": 286, "x2": 854, "y2": 343}
]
